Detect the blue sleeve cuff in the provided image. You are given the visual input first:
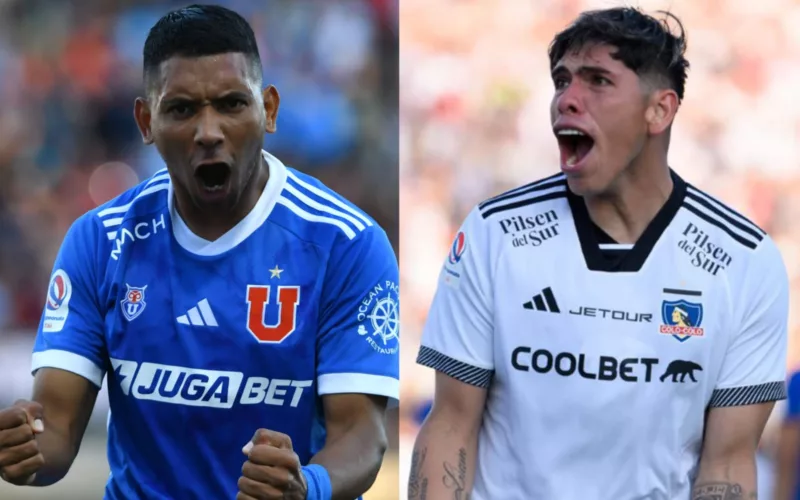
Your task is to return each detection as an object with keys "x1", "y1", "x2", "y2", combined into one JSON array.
[{"x1": 301, "y1": 464, "x2": 332, "y2": 500}]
